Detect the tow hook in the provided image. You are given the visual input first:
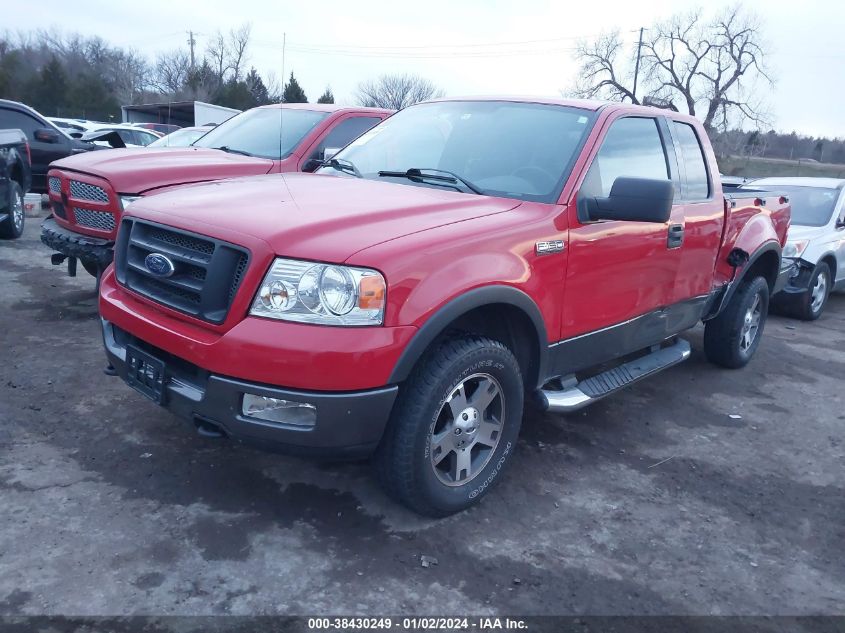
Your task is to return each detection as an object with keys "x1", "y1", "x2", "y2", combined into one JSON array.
[
  {"x1": 50, "y1": 253, "x2": 78, "y2": 276},
  {"x1": 194, "y1": 417, "x2": 226, "y2": 439}
]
